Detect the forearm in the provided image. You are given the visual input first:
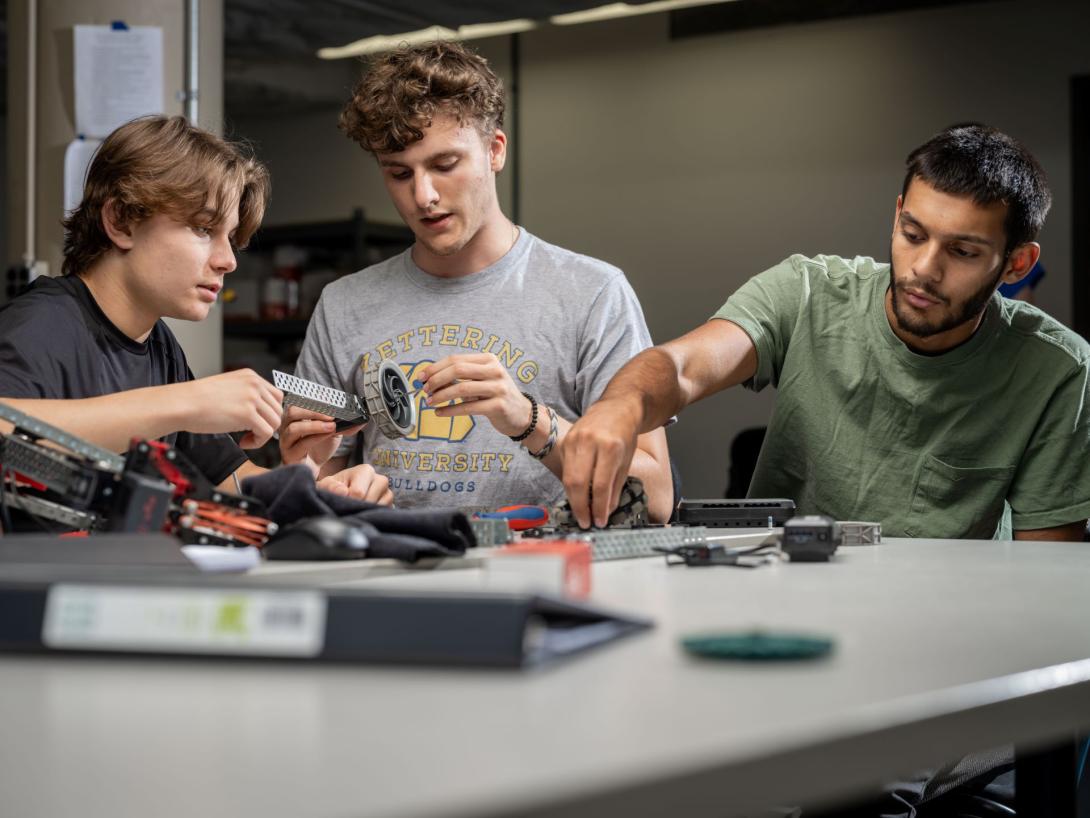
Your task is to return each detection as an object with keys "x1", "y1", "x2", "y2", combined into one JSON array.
[
  {"x1": 621, "y1": 436, "x2": 673, "y2": 523},
  {"x1": 597, "y1": 320, "x2": 760, "y2": 435},
  {"x1": 594, "y1": 347, "x2": 688, "y2": 436},
  {"x1": 597, "y1": 333, "x2": 751, "y2": 426},
  {"x1": 1, "y1": 388, "x2": 189, "y2": 452},
  {"x1": 520, "y1": 407, "x2": 571, "y2": 478}
]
